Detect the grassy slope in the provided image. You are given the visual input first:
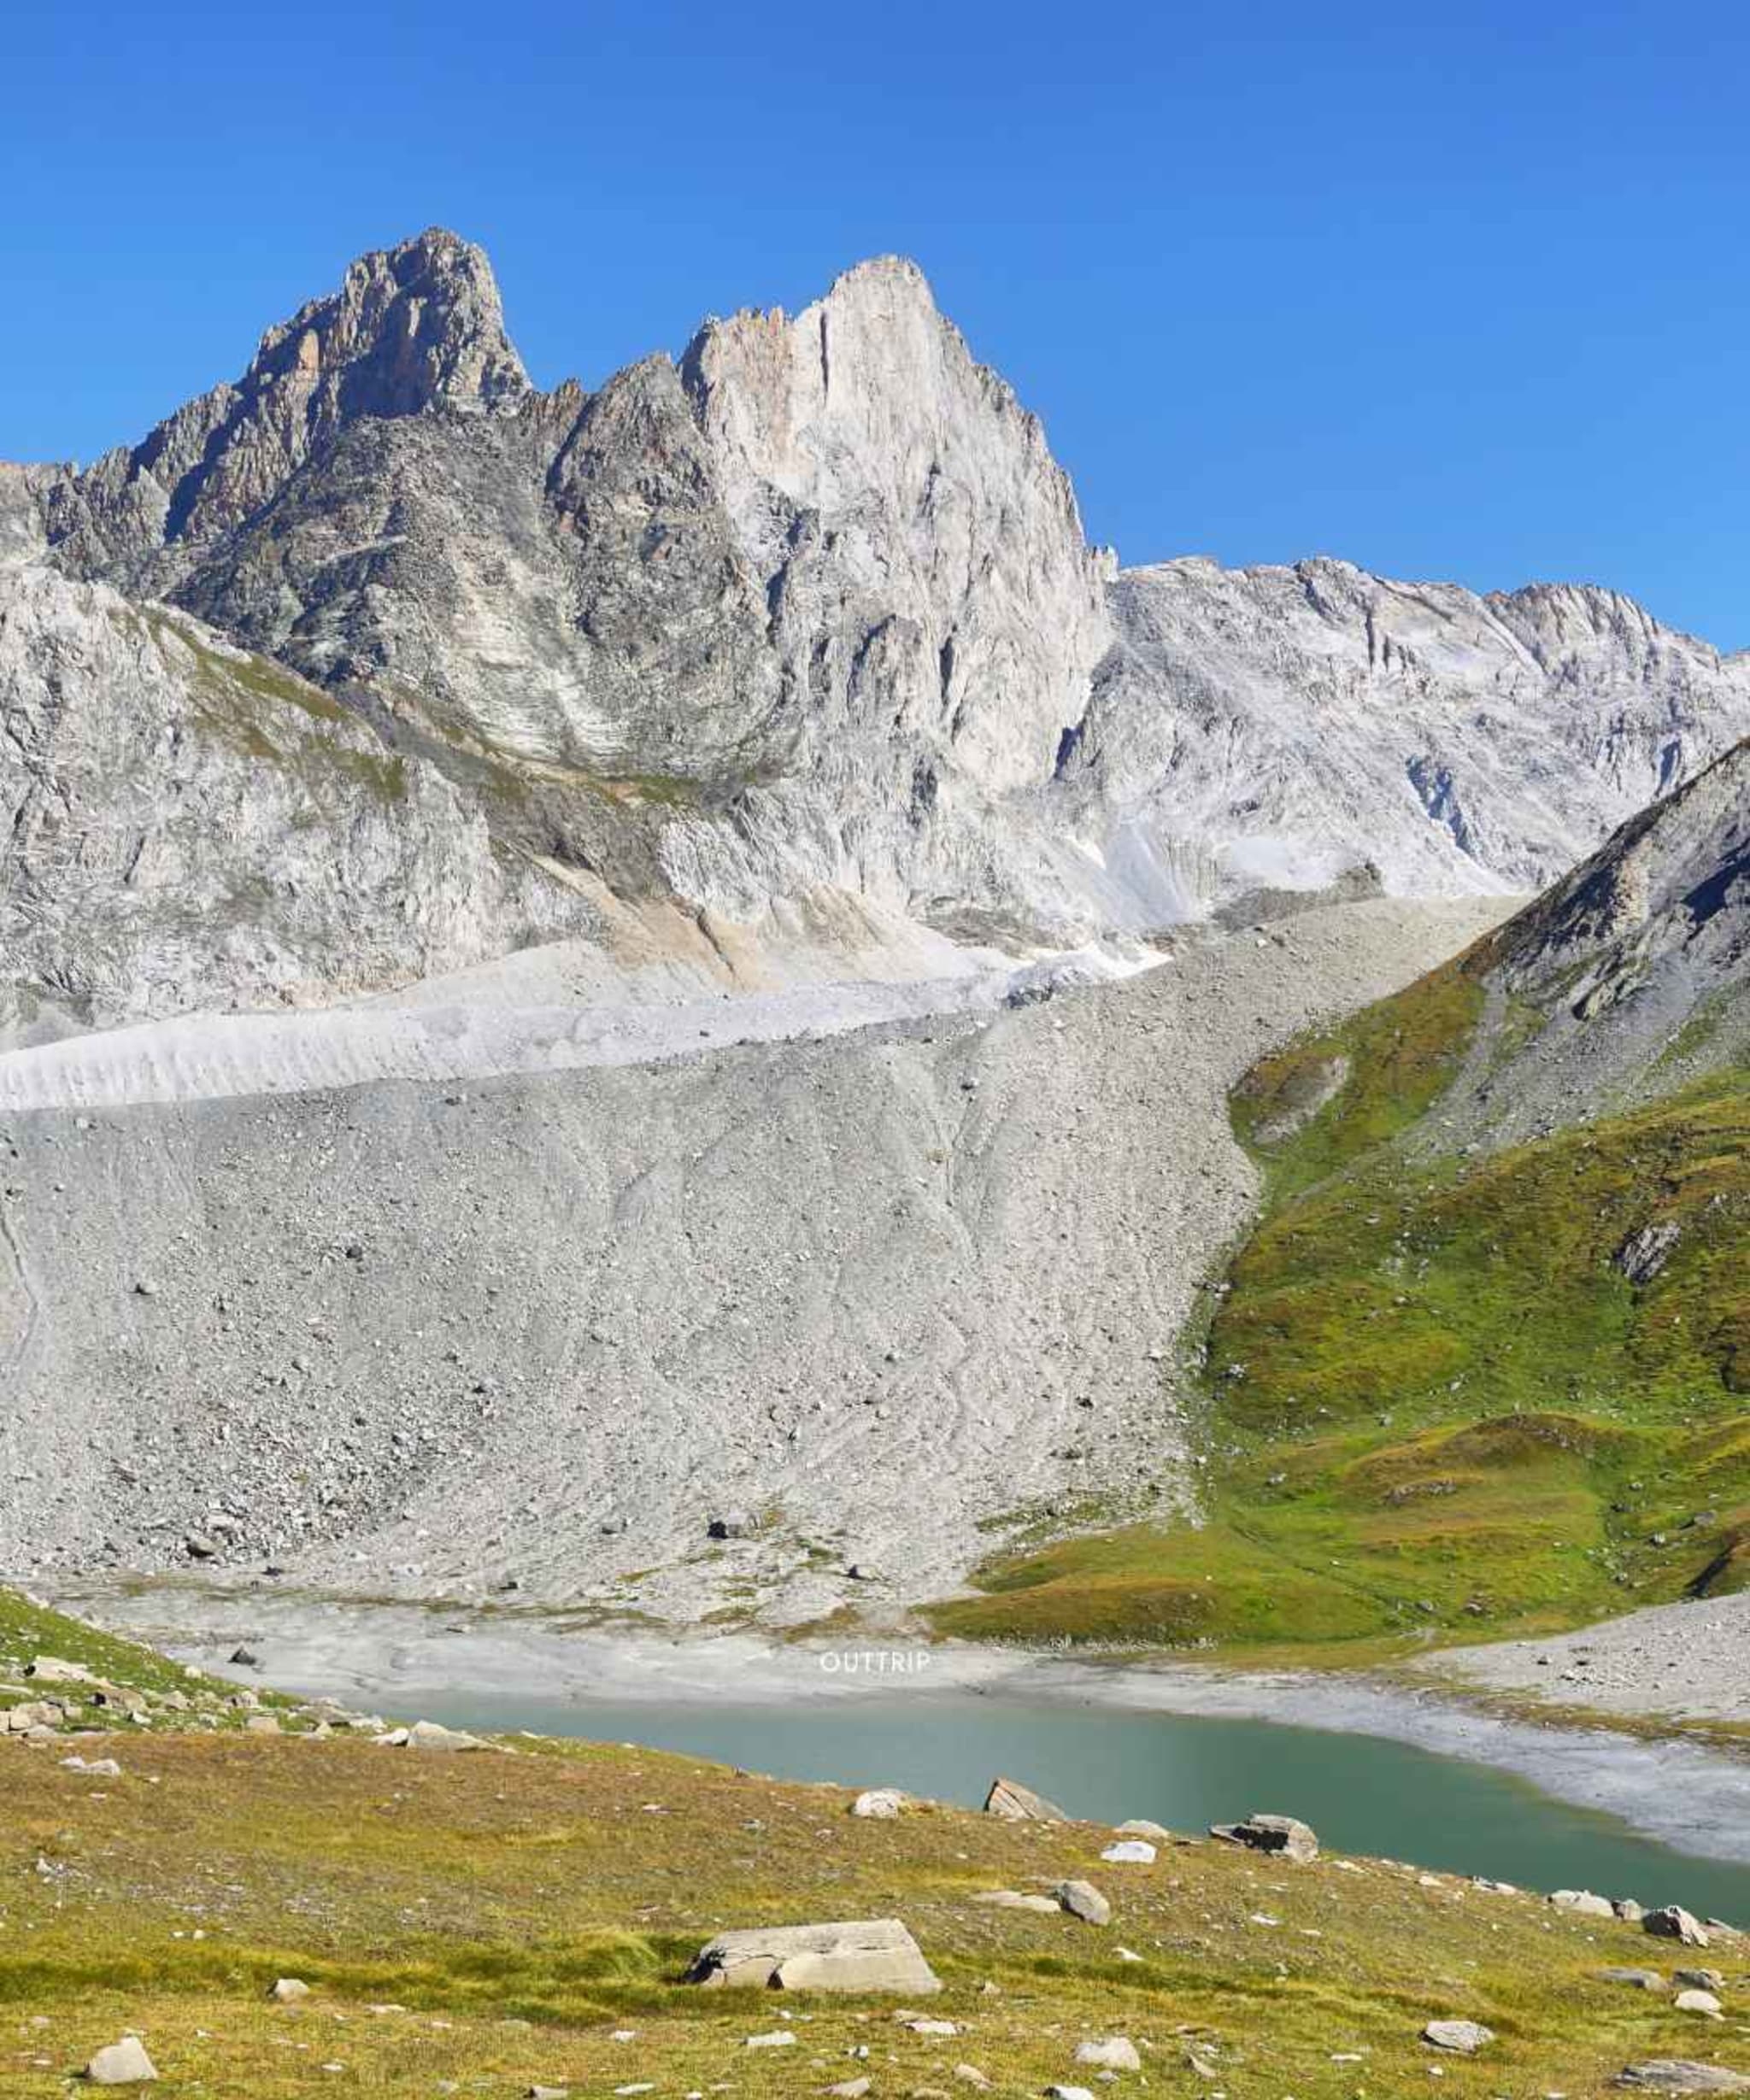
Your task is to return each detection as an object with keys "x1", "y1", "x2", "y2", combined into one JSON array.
[
  {"x1": 0, "y1": 1586, "x2": 300, "y2": 1730},
  {"x1": 1, "y1": 1726, "x2": 1741, "y2": 2097},
  {"x1": 0, "y1": 1588, "x2": 204, "y2": 1705},
  {"x1": 931, "y1": 953, "x2": 1750, "y2": 1652}
]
